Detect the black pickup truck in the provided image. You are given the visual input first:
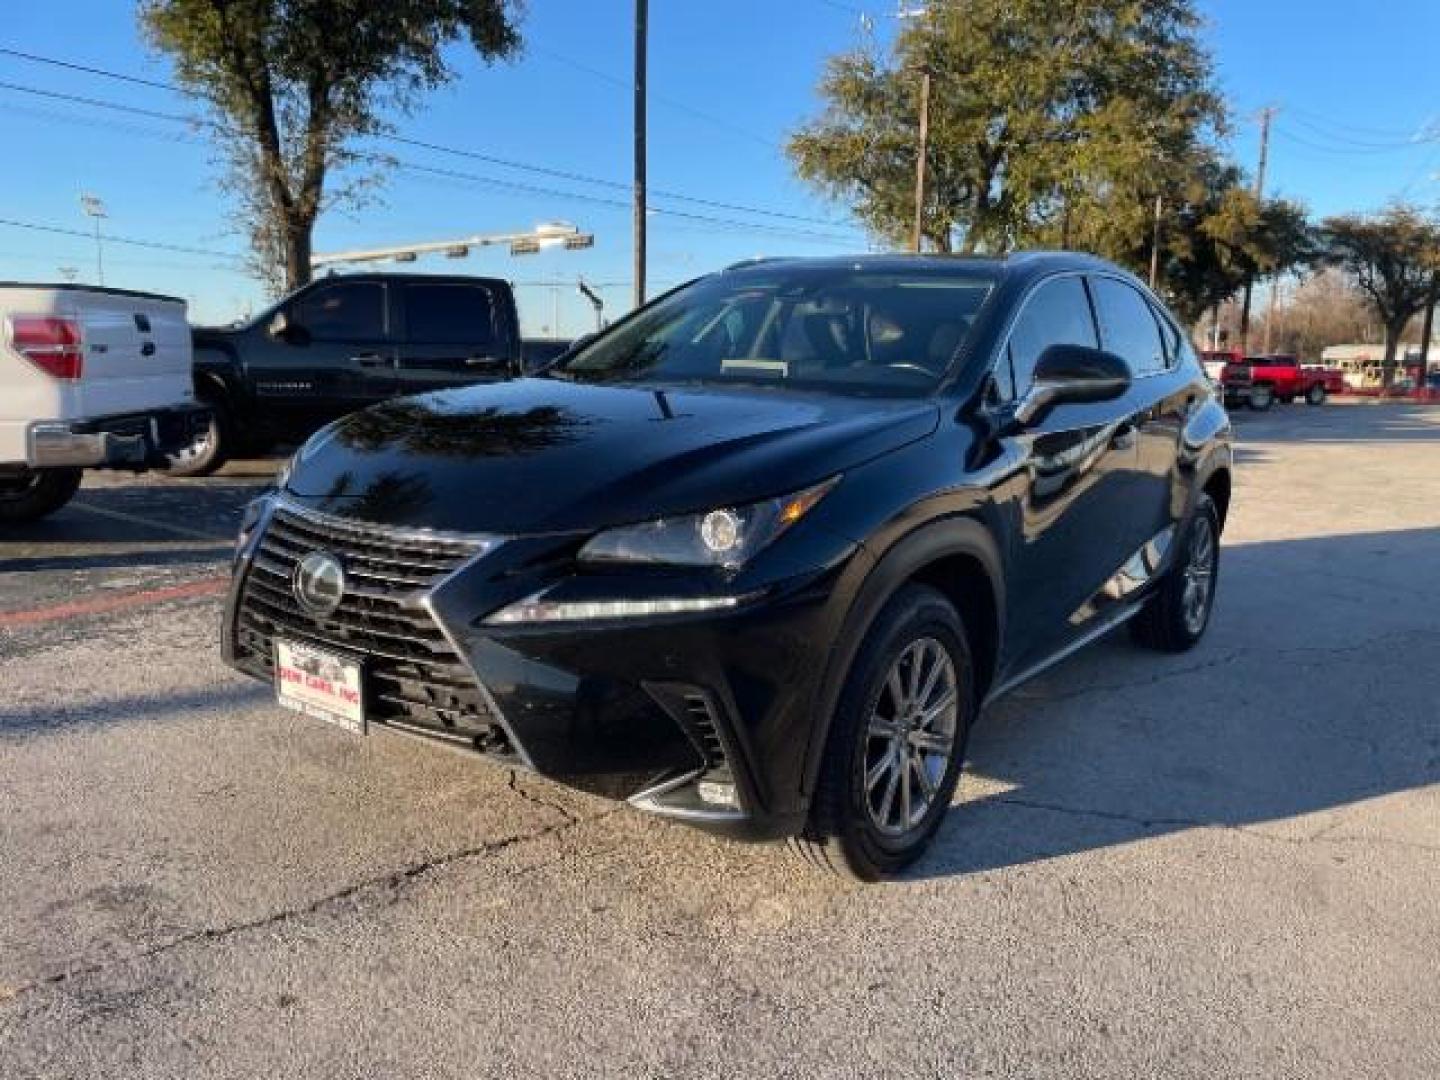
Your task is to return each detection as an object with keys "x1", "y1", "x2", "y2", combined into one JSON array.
[{"x1": 171, "y1": 272, "x2": 546, "y2": 475}]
